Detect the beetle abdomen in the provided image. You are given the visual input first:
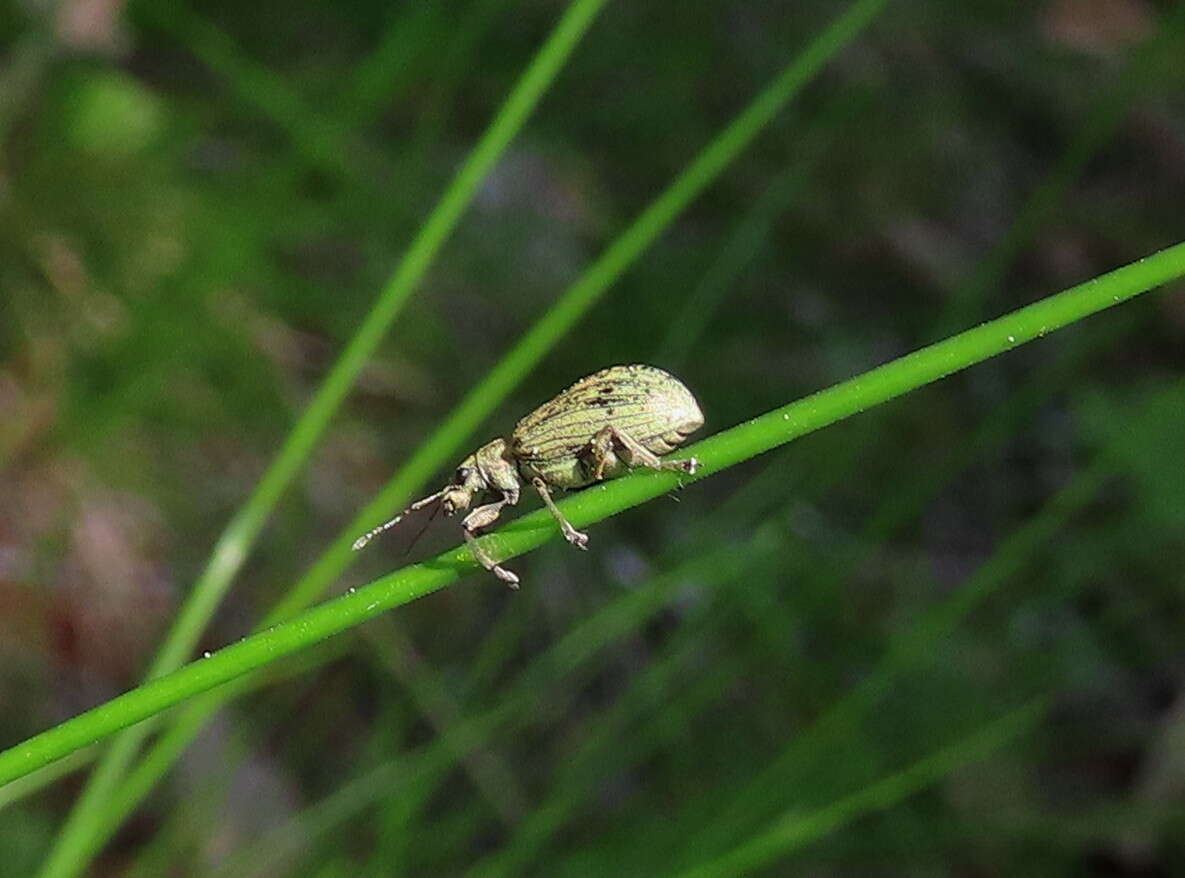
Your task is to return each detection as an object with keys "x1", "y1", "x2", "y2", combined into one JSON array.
[{"x1": 511, "y1": 364, "x2": 703, "y2": 469}]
